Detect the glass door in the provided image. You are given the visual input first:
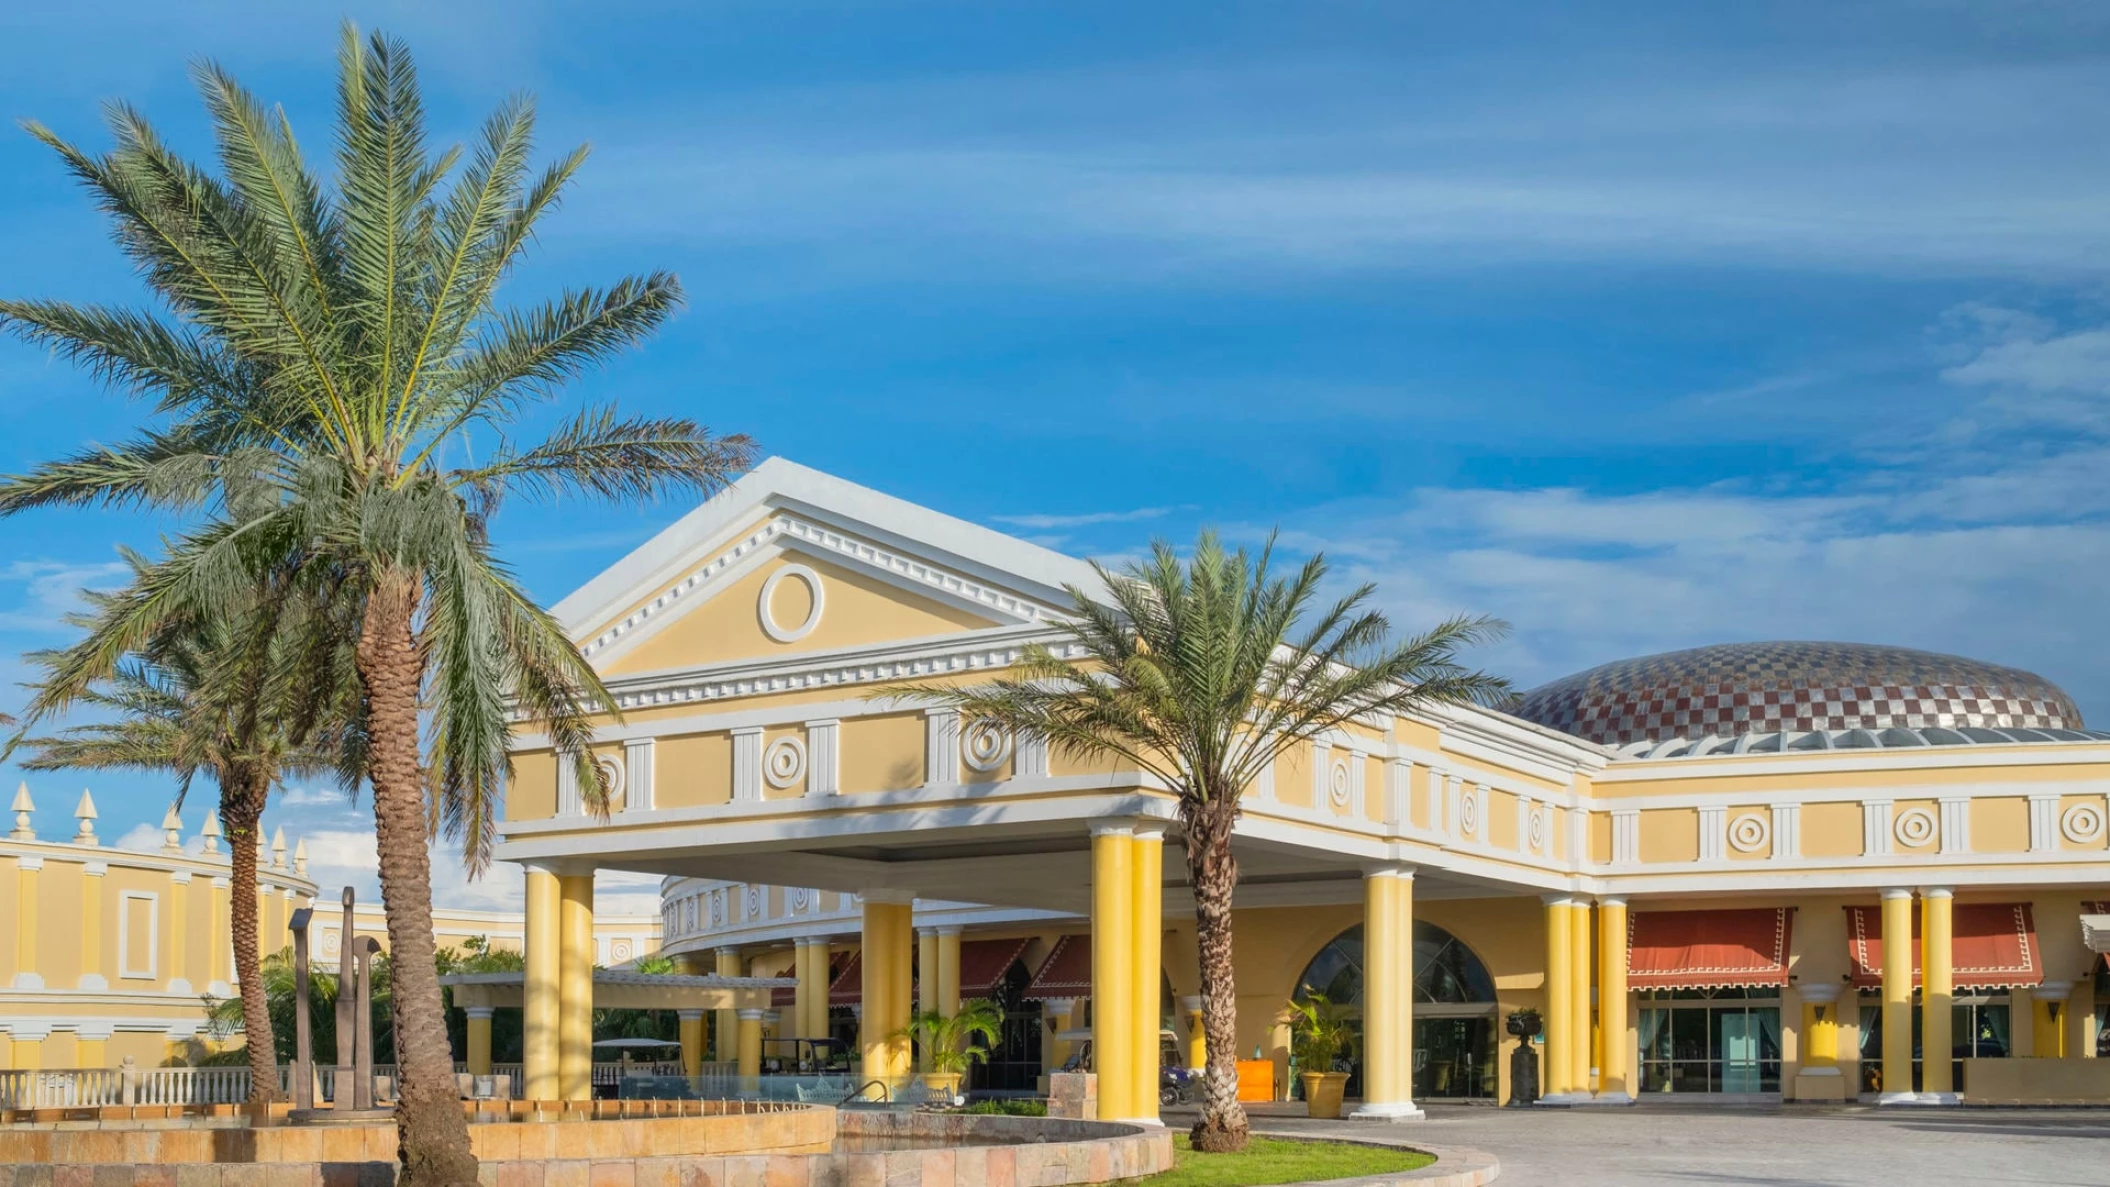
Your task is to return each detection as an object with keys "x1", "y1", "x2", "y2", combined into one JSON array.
[
  {"x1": 1719, "y1": 1014, "x2": 1760, "y2": 1093},
  {"x1": 1413, "y1": 1015, "x2": 1495, "y2": 1099}
]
